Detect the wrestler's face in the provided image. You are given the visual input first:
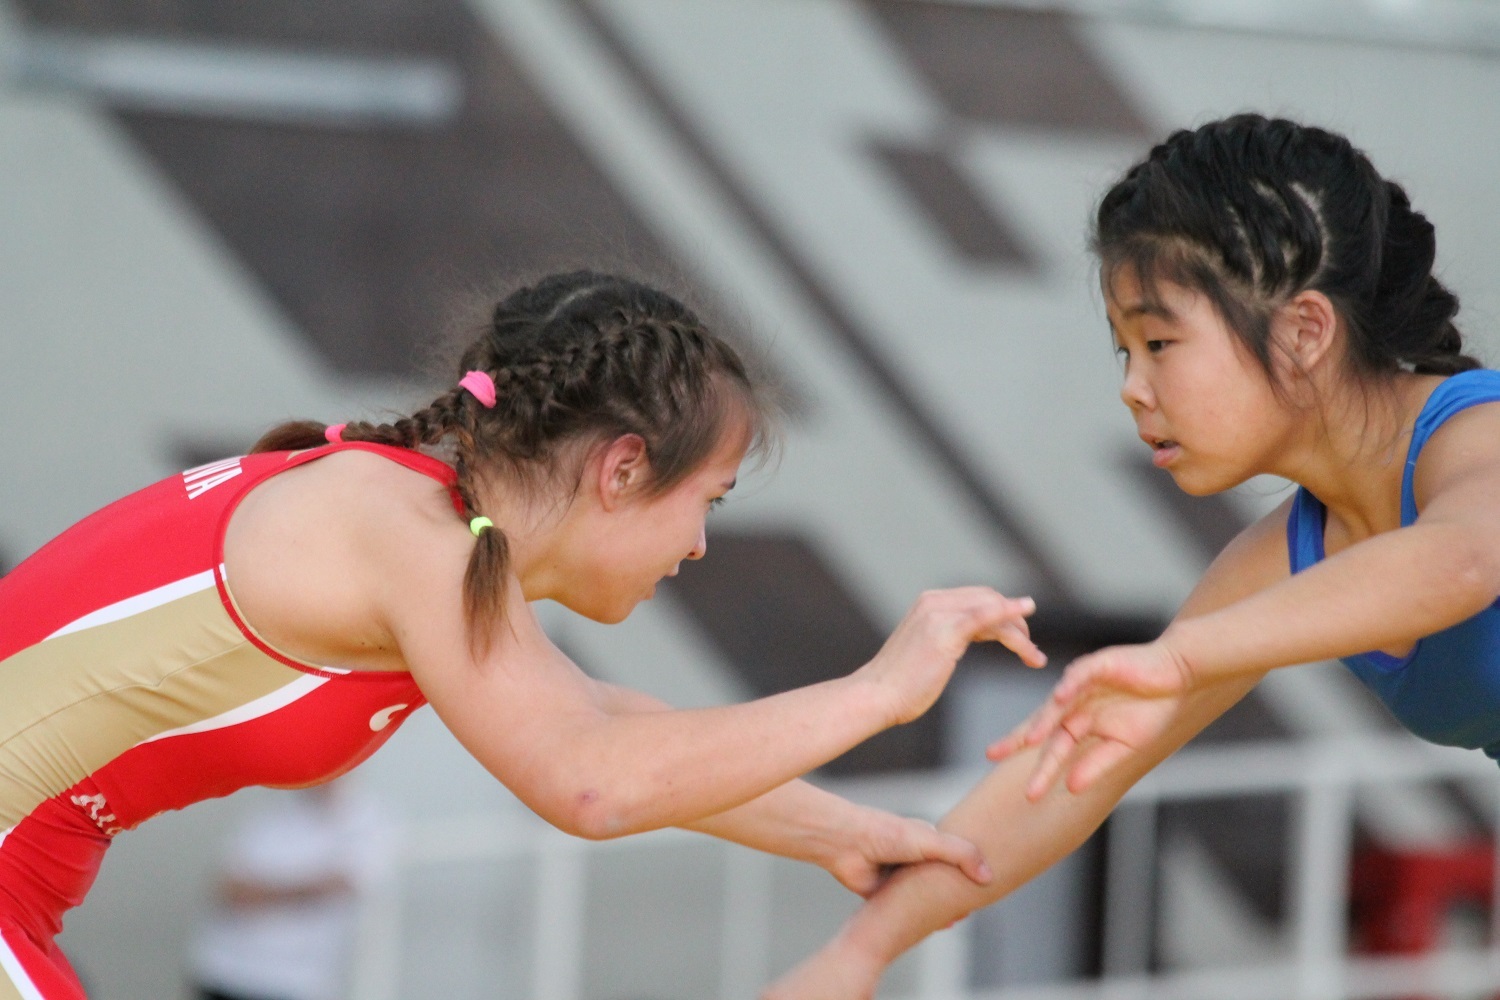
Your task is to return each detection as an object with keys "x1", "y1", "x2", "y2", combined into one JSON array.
[
  {"x1": 1108, "y1": 267, "x2": 1296, "y2": 496},
  {"x1": 561, "y1": 428, "x2": 745, "y2": 623}
]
